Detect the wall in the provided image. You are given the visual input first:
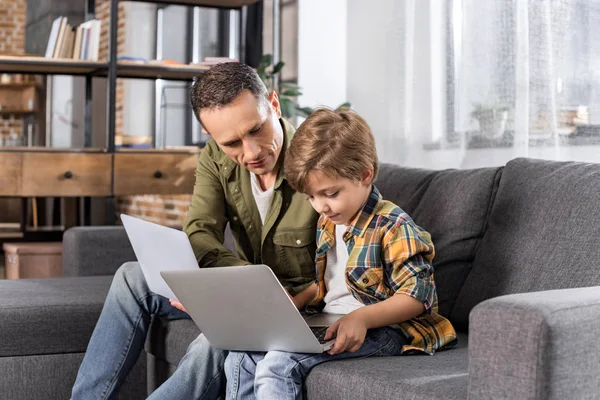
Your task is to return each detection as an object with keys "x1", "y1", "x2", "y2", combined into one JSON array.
[
  {"x1": 297, "y1": 0, "x2": 346, "y2": 110},
  {"x1": 116, "y1": 194, "x2": 191, "y2": 226},
  {"x1": 0, "y1": 0, "x2": 26, "y2": 138}
]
